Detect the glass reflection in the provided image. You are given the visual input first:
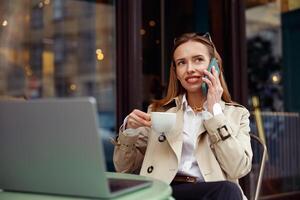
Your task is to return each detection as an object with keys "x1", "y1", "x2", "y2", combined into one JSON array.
[
  {"x1": 0, "y1": 0, "x2": 116, "y2": 170},
  {"x1": 246, "y1": 0, "x2": 300, "y2": 198}
]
